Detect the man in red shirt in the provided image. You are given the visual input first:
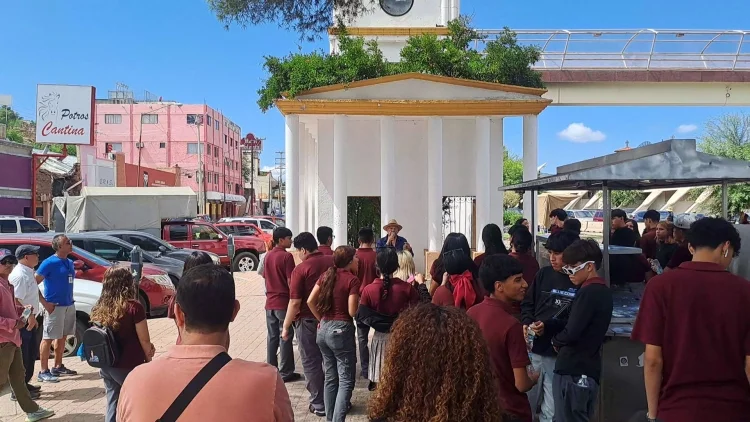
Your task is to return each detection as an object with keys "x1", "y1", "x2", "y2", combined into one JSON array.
[
  {"x1": 548, "y1": 209, "x2": 567, "y2": 234},
  {"x1": 665, "y1": 214, "x2": 696, "y2": 270},
  {"x1": 354, "y1": 228, "x2": 377, "y2": 379},
  {"x1": 262, "y1": 227, "x2": 300, "y2": 383},
  {"x1": 631, "y1": 217, "x2": 750, "y2": 422},
  {"x1": 316, "y1": 226, "x2": 334, "y2": 256},
  {"x1": 468, "y1": 254, "x2": 539, "y2": 422},
  {"x1": 281, "y1": 232, "x2": 334, "y2": 417},
  {"x1": 640, "y1": 210, "x2": 660, "y2": 260}
]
